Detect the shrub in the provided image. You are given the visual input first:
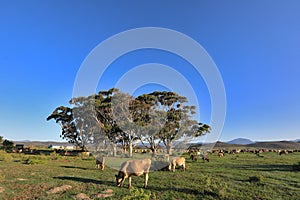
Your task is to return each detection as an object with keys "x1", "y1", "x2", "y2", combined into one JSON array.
[
  {"x1": 2, "y1": 139, "x2": 14, "y2": 152},
  {"x1": 292, "y1": 162, "x2": 300, "y2": 171},
  {"x1": 50, "y1": 151, "x2": 58, "y2": 160},
  {"x1": 122, "y1": 187, "x2": 151, "y2": 200},
  {"x1": 22, "y1": 157, "x2": 47, "y2": 165},
  {"x1": 249, "y1": 175, "x2": 264, "y2": 183},
  {"x1": 0, "y1": 150, "x2": 13, "y2": 161},
  {"x1": 198, "y1": 176, "x2": 228, "y2": 198}
]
